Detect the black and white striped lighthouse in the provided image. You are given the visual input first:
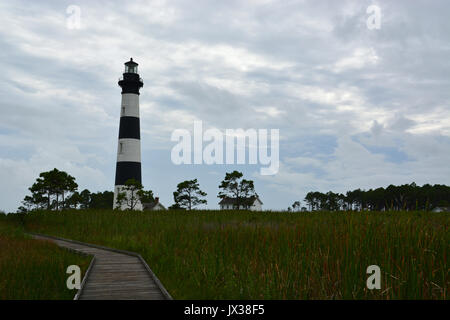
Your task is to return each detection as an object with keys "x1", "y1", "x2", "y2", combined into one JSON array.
[{"x1": 113, "y1": 58, "x2": 144, "y2": 210}]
